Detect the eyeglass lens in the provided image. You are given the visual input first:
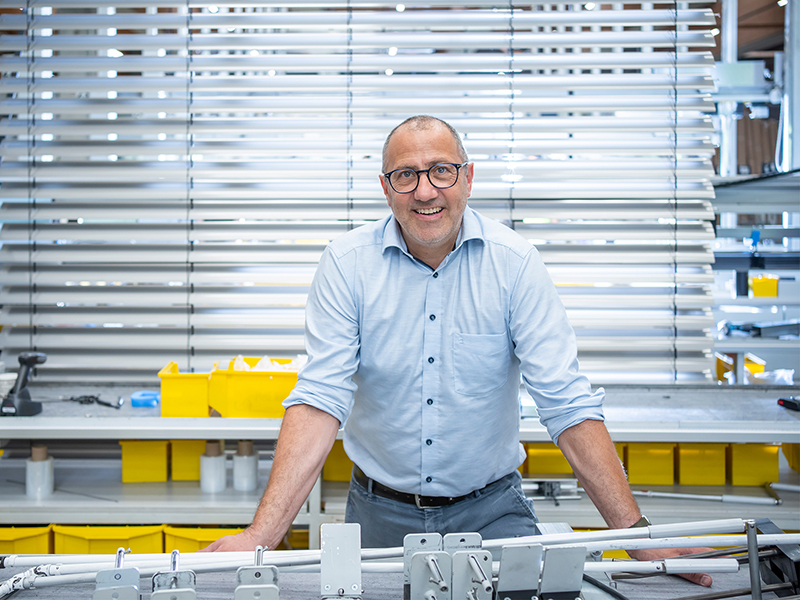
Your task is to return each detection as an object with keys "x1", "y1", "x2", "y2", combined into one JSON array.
[{"x1": 389, "y1": 163, "x2": 460, "y2": 193}]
